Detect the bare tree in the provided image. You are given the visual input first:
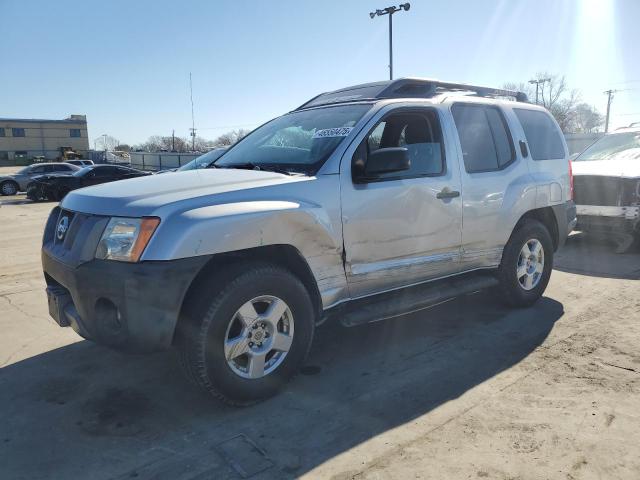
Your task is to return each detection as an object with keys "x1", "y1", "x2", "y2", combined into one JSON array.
[
  {"x1": 95, "y1": 135, "x2": 119, "y2": 151},
  {"x1": 571, "y1": 103, "x2": 605, "y2": 133},
  {"x1": 212, "y1": 129, "x2": 250, "y2": 147},
  {"x1": 135, "y1": 135, "x2": 190, "y2": 152},
  {"x1": 504, "y1": 73, "x2": 603, "y2": 133}
]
